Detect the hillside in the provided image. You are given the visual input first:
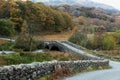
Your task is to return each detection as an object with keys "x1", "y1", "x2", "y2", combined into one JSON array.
[
  {"x1": 55, "y1": 5, "x2": 114, "y2": 21},
  {"x1": 32, "y1": 0, "x2": 120, "y2": 14},
  {"x1": 52, "y1": 5, "x2": 120, "y2": 32},
  {"x1": 0, "y1": 0, "x2": 73, "y2": 36}
]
